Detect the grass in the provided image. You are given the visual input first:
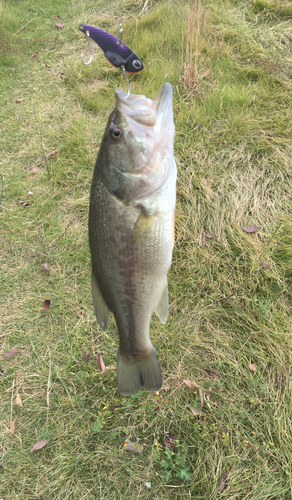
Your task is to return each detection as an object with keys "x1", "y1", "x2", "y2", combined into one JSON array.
[{"x1": 1, "y1": 0, "x2": 292, "y2": 498}]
